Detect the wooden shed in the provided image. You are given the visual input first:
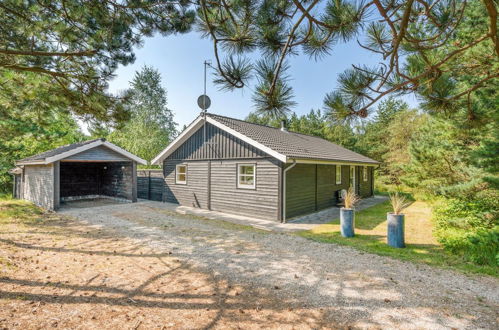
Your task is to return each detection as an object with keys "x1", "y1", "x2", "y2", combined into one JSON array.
[
  {"x1": 14, "y1": 139, "x2": 146, "y2": 210},
  {"x1": 152, "y1": 113, "x2": 379, "y2": 222}
]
